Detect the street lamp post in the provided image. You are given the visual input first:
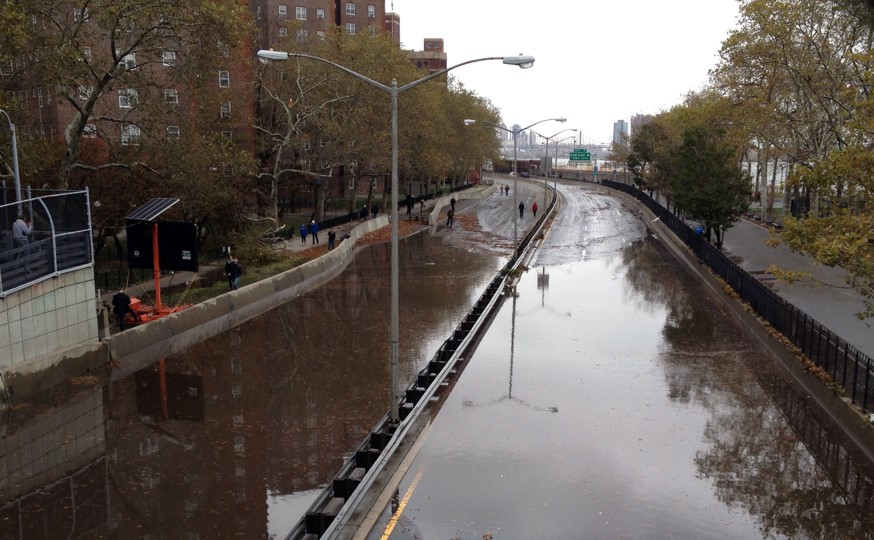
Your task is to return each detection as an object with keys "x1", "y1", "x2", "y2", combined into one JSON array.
[
  {"x1": 464, "y1": 117, "x2": 566, "y2": 256},
  {"x1": 0, "y1": 109, "x2": 22, "y2": 213},
  {"x1": 258, "y1": 49, "x2": 534, "y2": 424},
  {"x1": 533, "y1": 128, "x2": 577, "y2": 203}
]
